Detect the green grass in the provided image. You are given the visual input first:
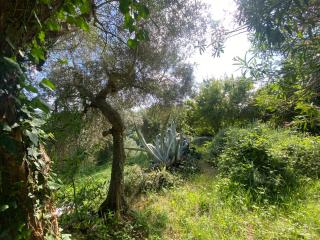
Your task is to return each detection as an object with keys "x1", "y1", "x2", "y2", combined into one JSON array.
[
  {"x1": 133, "y1": 174, "x2": 320, "y2": 240},
  {"x1": 55, "y1": 157, "x2": 320, "y2": 240}
]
